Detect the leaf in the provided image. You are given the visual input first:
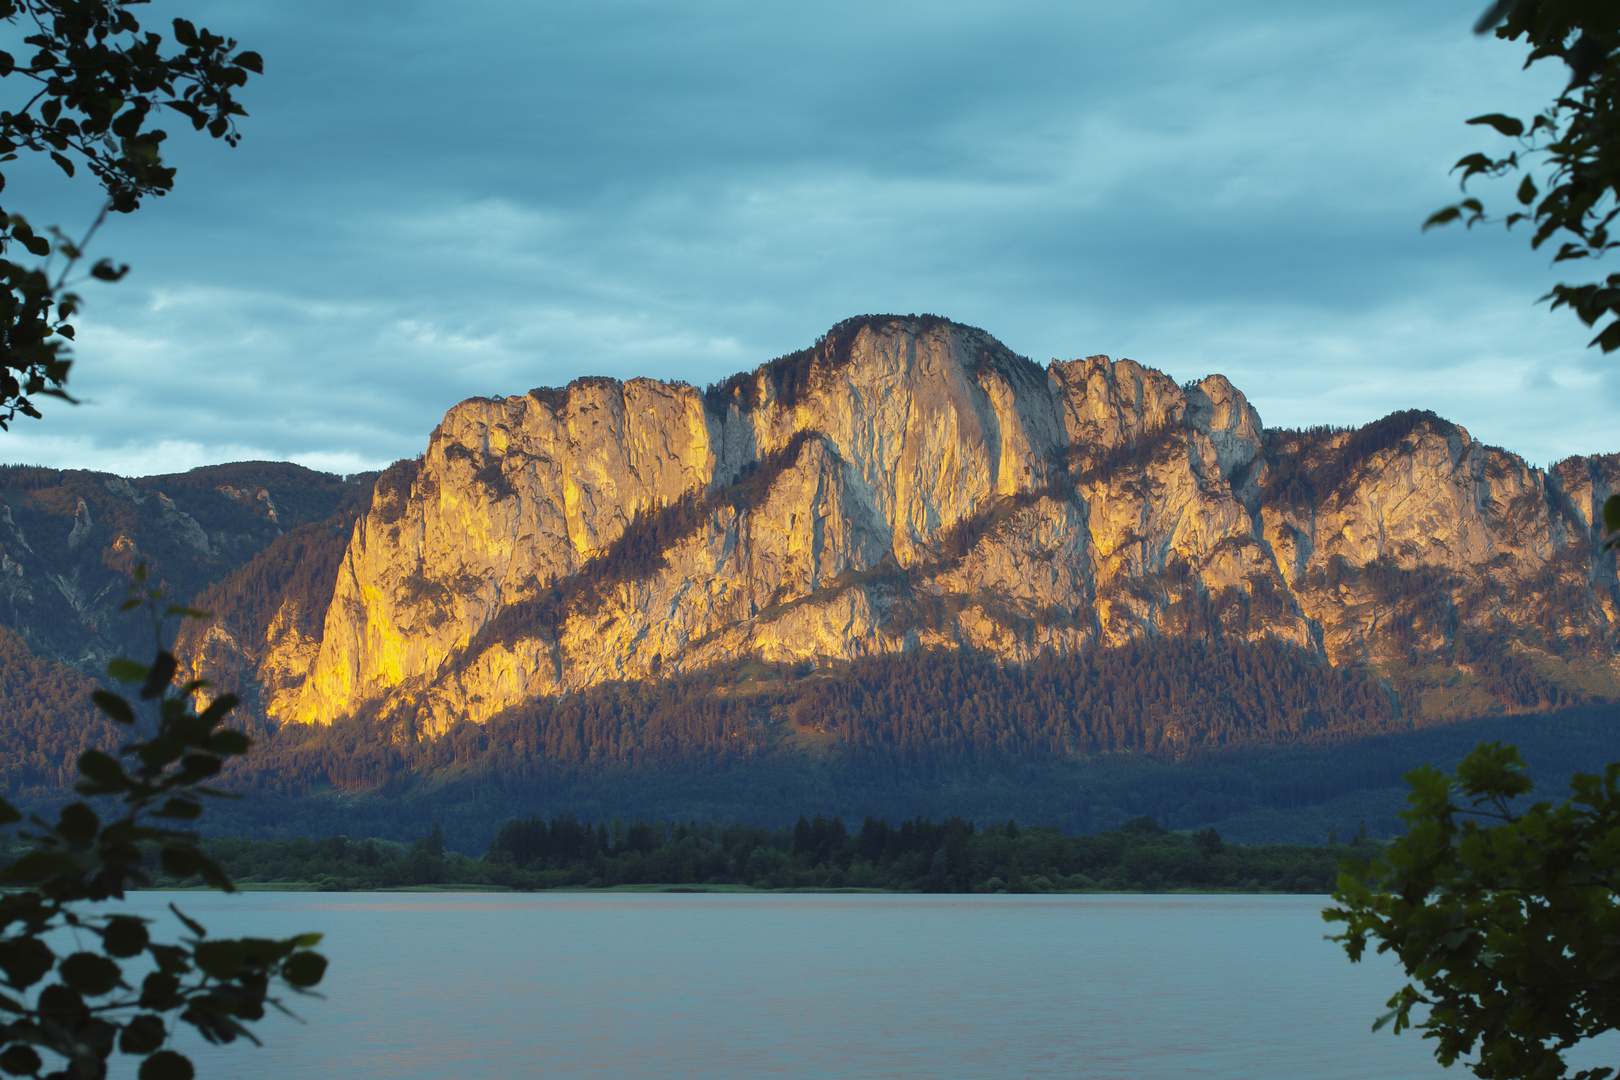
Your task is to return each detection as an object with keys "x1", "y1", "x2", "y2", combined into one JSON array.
[
  {"x1": 107, "y1": 657, "x2": 149, "y2": 684},
  {"x1": 1472, "y1": 0, "x2": 1518, "y2": 33},
  {"x1": 57, "y1": 801, "x2": 99, "y2": 847},
  {"x1": 120, "y1": 1013, "x2": 166, "y2": 1055},
  {"x1": 1604, "y1": 495, "x2": 1620, "y2": 535},
  {"x1": 191, "y1": 939, "x2": 245, "y2": 979},
  {"x1": 1424, "y1": 207, "x2": 1462, "y2": 231},
  {"x1": 197, "y1": 693, "x2": 241, "y2": 729},
  {"x1": 0, "y1": 936, "x2": 55, "y2": 988},
  {"x1": 0, "y1": 796, "x2": 20, "y2": 826},
  {"x1": 58, "y1": 951, "x2": 121, "y2": 995},
  {"x1": 102, "y1": 915, "x2": 150, "y2": 958},
  {"x1": 193, "y1": 852, "x2": 235, "y2": 893},
  {"x1": 206, "y1": 729, "x2": 250, "y2": 756},
  {"x1": 139, "y1": 971, "x2": 182, "y2": 1008},
  {"x1": 89, "y1": 259, "x2": 129, "y2": 282},
  {"x1": 1517, "y1": 175, "x2": 1538, "y2": 205},
  {"x1": 0, "y1": 849, "x2": 75, "y2": 885},
  {"x1": 139, "y1": 1050, "x2": 194, "y2": 1080},
  {"x1": 178, "y1": 752, "x2": 222, "y2": 781},
  {"x1": 140, "y1": 651, "x2": 177, "y2": 699},
  {"x1": 1467, "y1": 113, "x2": 1525, "y2": 137},
  {"x1": 37, "y1": 983, "x2": 84, "y2": 1015},
  {"x1": 136, "y1": 737, "x2": 184, "y2": 770},
  {"x1": 168, "y1": 903, "x2": 206, "y2": 939},
  {"x1": 160, "y1": 845, "x2": 202, "y2": 880},
  {"x1": 1595, "y1": 319, "x2": 1620, "y2": 354},
  {"x1": 77, "y1": 748, "x2": 128, "y2": 790},
  {"x1": 281, "y1": 950, "x2": 328, "y2": 988},
  {"x1": 0, "y1": 1045, "x2": 42, "y2": 1076},
  {"x1": 91, "y1": 689, "x2": 136, "y2": 724}
]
